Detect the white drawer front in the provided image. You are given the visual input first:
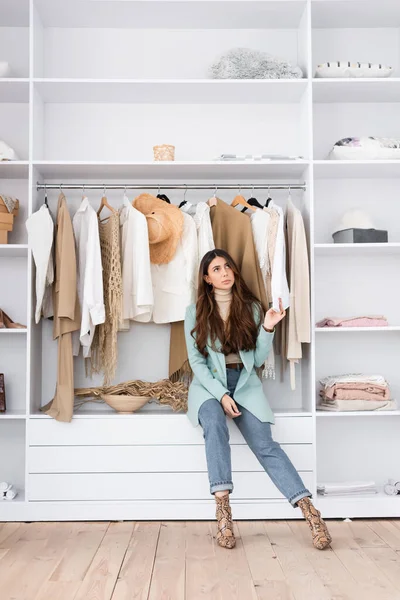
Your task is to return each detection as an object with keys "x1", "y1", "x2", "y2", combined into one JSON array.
[
  {"x1": 28, "y1": 471, "x2": 315, "y2": 502},
  {"x1": 29, "y1": 416, "x2": 313, "y2": 445},
  {"x1": 29, "y1": 443, "x2": 314, "y2": 474}
]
